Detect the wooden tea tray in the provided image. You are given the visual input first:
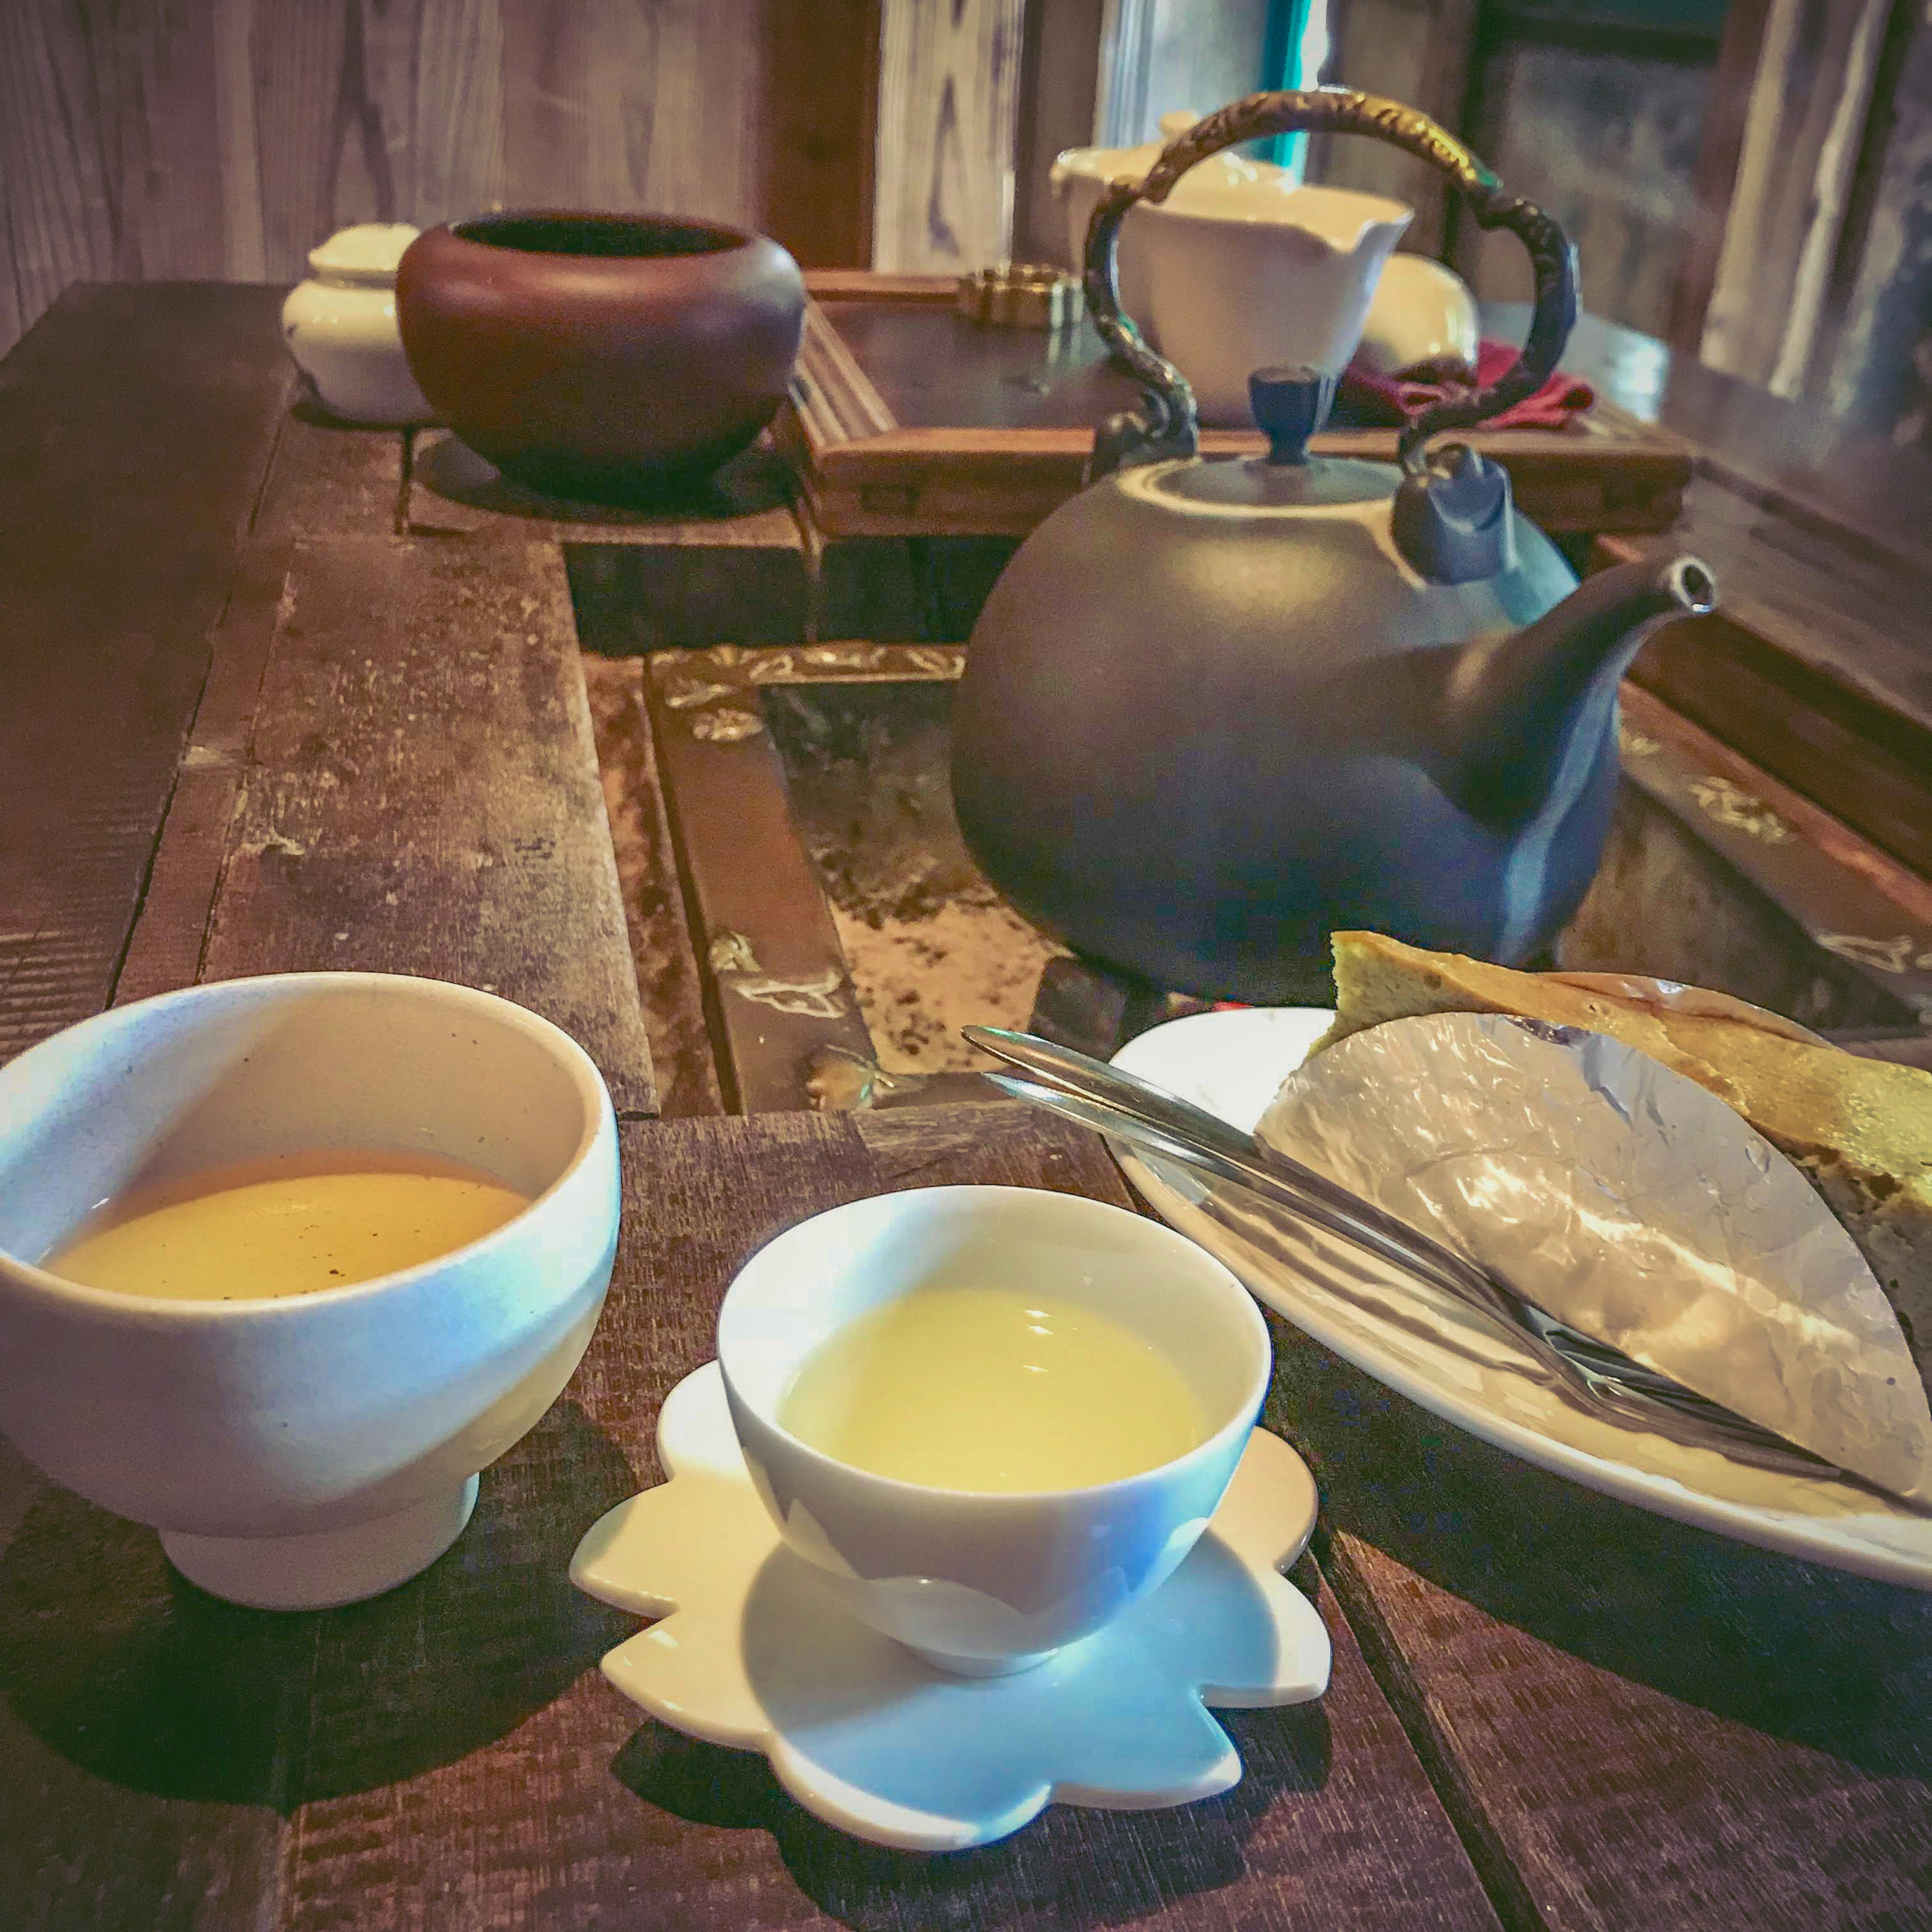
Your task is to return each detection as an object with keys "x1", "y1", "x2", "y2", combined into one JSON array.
[{"x1": 778, "y1": 270, "x2": 1694, "y2": 541}]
